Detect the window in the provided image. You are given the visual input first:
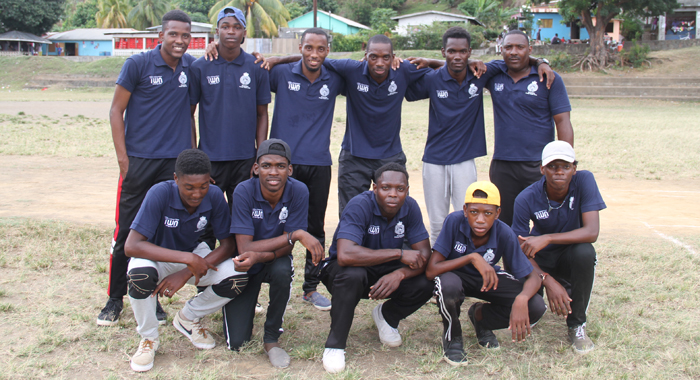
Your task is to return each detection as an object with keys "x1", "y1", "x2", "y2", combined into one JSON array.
[{"x1": 540, "y1": 19, "x2": 553, "y2": 28}]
